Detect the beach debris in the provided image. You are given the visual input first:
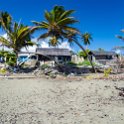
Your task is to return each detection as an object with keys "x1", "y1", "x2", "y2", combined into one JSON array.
[
  {"x1": 115, "y1": 86, "x2": 124, "y2": 92},
  {"x1": 115, "y1": 86, "x2": 124, "y2": 97},
  {"x1": 119, "y1": 92, "x2": 124, "y2": 97}
]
